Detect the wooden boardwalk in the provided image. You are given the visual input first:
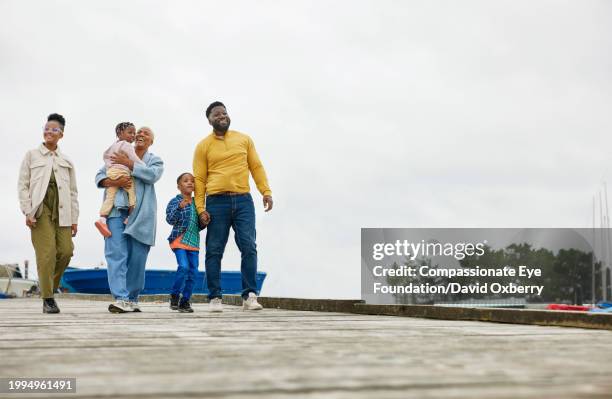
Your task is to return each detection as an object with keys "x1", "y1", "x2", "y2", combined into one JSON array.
[{"x1": 1, "y1": 298, "x2": 611, "y2": 399}]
